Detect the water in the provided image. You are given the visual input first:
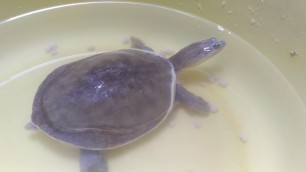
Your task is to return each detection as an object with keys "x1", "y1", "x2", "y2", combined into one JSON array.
[{"x1": 1, "y1": 2, "x2": 306, "y2": 172}]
